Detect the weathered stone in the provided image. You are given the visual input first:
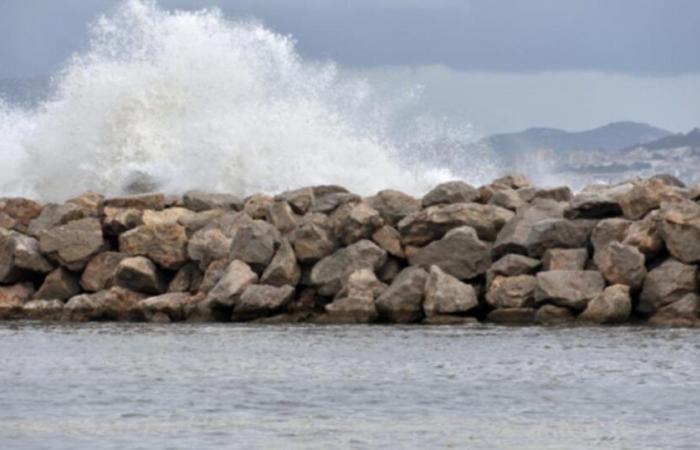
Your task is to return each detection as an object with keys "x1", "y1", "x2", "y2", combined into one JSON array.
[
  {"x1": 376, "y1": 266, "x2": 428, "y2": 323},
  {"x1": 229, "y1": 220, "x2": 281, "y2": 272},
  {"x1": 27, "y1": 203, "x2": 85, "y2": 237},
  {"x1": 534, "y1": 304, "x2": 576, "y2": 325},
  {"x1": 187, "y1": 227, "x2": 231, "y2": 270},
  {"x1": 274, "y1": 187, "x2": 315, "y2": 214},
  {"x1": 142, "y1": 207, "x2": 195, "y2": 226},
  {"x1": 371, "y1": 225, "x2": 404, "y2": 258},
  {"x1": 659, "y1": 200, "x2": 700, "y2": 263},
  {"x1": 648, "y1": 293, "x2": 699, "y2": 327},
  {"x1": 535, "y1": 270, "x2": 605, "y2": 311},
  {"x1": 39, "y1": 217, "x2": 105, "y2": 271},
  {"x1": 168, "y1": 263, "x2": 202, "y2": 293},
  {"x1": 489, "y1": 188, "x2": 527, "y2": 211},
  {"x1": 579, "y1": 285, "x2": 632, "y2": 325},
  {"x1": 0, "y1": 229, "x2": 53, "y2": 282},
  {"x1": 408, "y1": 226, "x2": 491, "y2": 280},
  {"x1": 0, "y1": 283, "x2": 34, "y2": 320},
  {"x1": 400, "y1": 203, "x2": 513, "y2": 246},
  {"x1": 62, "y1": 294, "x2": 103, "y2": 322},
  {"x1": 492, "y1": 200, "x2": 566, "y2": 258},
  {"x1": 183, "y1": 294, "x2": 215, "y2": 322},
  {"x1": 266, "y1": 201, "x2": 298, "y2": 234},
  {"x1": 311, "y1": 240, "x2": 387, "y2": 296},
  {"x1": 103, "y1": 193, "x2": 165, "y2": 211},
  {"x1": 22, "y1": 300, "x2": 64, "y2": 321},
  {"x1": 0, "y1": 197, "x2": 42, "y2": 233},
  {"x1": 119, "y1": 223, "x2": 188, "y2": 270},
  {"x1": 243, "y1": 194, "x2": 274, "y2": 220},
  {"x1": 198, "y1": 259, "x2": 229, "y2": 294},
  {"x1": 331, "y1": 202, "x2": 384, "y2": 245},
  {"x1": 182, "y1": 191, "x2": 243, "y2": 212},
  {"x1": 178, "y1": 209, "x2": 225, "y2": 234},
  {"x1": 487, "y1": 307, "x2": 535, "y2": 325},
  {"x1": 140, "y1": 293, "x2": 191, "y2": 322},
  {"x1": 260, "y1": 239, "x2": 301, "y2": 287},
  {"x1": 324, "y1": 269, "x2": 385, "y2": 323},
  {"x1": 618, "y1": 177, "x2": 685, "y2": 220},
  {"x1": 366, "y1": 189, "x2": 421, "y2": 226},
  {"x1": 596, "y1": 242, "x2": 646, "y2": 290},
  {"x1": 534, "y1": 186, "x2": 572, "y2": 203},
  {"x1": 565, "y1": 184, "x2": 631, "y2": 219},
  {"x1": 67, "y1": 191, "x2": 104, "y2": 217},
  {"x1": 487, "y1": 254, "x2": 541, "y2": 287},
  {"x1": 205, "y1": 260, "x2": 258, "y2": 308},
  {"x1": 424, "y1": 265, "x2": 478, "y2": 317},
  {"x1": 34, "y1": 267, "x2": 80, "y2": 301},
  {"x1": 638, "y1": 259, "x2": 697, "y2": 315},
  {"x1": 542, "y1": 248, "x2": 588, "y2": 271},
  {"x1": 525, "y1": 218, "x2": 588, "y2": 258},
  {"x1": 94, "y1": 287, "x2": 146, "y2": 321},
  {"x1": 622, "y1": 211, "x2": 664, "y2": 257},
  {"x1": 311, "y1": 192, "x2": 361, "y2": 214},
  {"x1": 80, "y1": 252, "x2": 127, "y2": 292},
  {"x1": 233, "y1": 285, "x2": 295, "y2": 321},
  {"x1": 423, "y1": 315, "x2": 479, "y2": 325},
  {"x1": 486, "y1": 275, "x2": 537, "y2": 309},
  {"x1": 114, "y1": 257, "x2": 166, "y2": 295},
  {"x1": 102, "y1": 207, "x2": 143, "y2": 235},
  {"x1": 422, "y1": 181, "x2": 479, "y2": 207},
  {"x1": 590, "y1": 218, "x2": 633, "y2": 253},
  {"x1": 378, "y1": 257, "x2": 403, "y2": 284},
  {"x1": 289, "y1": 213, "x2": 336, "y2": 263},
  {"x1": 492, "y1": 174, "x2": 531, "y2": 190}
]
